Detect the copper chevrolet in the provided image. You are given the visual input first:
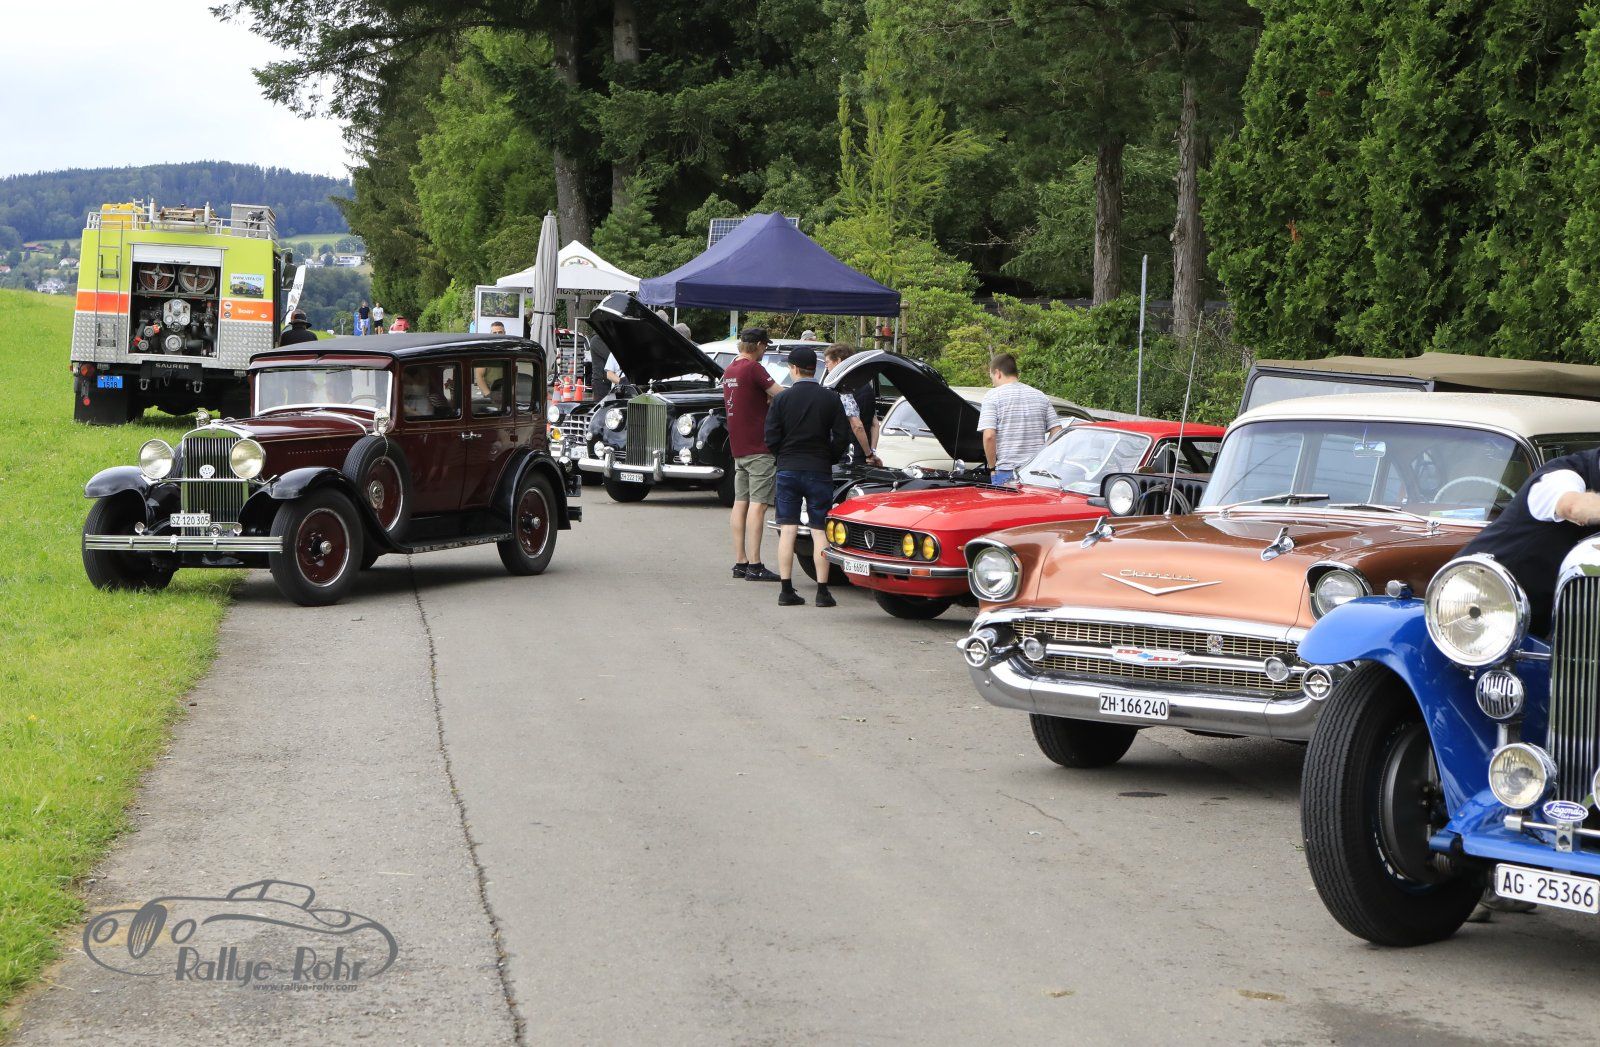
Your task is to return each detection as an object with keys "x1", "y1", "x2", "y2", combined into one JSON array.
[{"x1": 959, "y1": 392, "x2": 1600, "y2": 769}]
